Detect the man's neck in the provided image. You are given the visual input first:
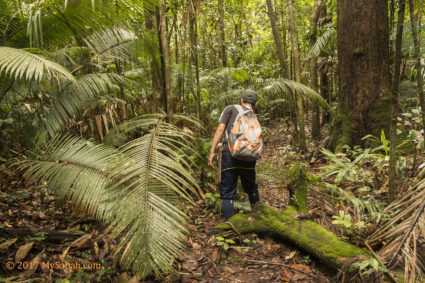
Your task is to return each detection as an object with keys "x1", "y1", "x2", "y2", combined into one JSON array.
[{"x1": 241, "y1": 102, "x2": 252, "y2": 109}]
